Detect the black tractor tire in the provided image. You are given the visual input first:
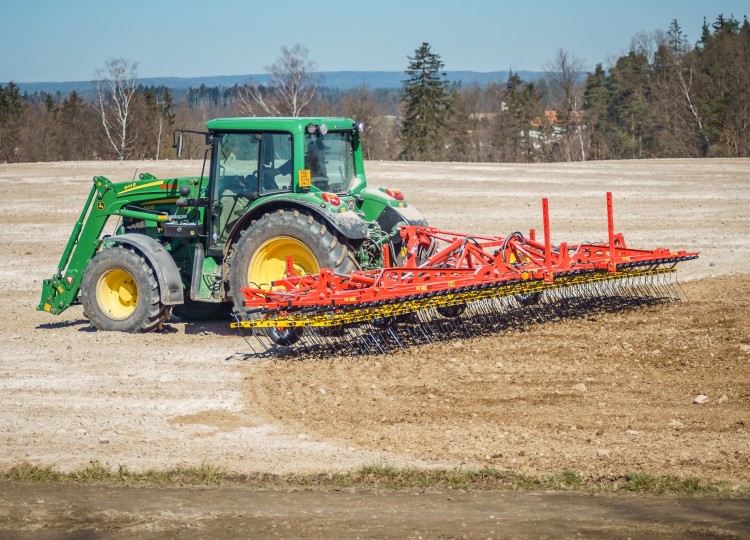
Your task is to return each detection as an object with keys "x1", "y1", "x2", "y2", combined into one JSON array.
[
  {"x1": 227, "y1": 209, "x2": 358, "y2": 345},
  {"x1": 80, "y1": 245, "x2": 171, "y2": 333}
]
